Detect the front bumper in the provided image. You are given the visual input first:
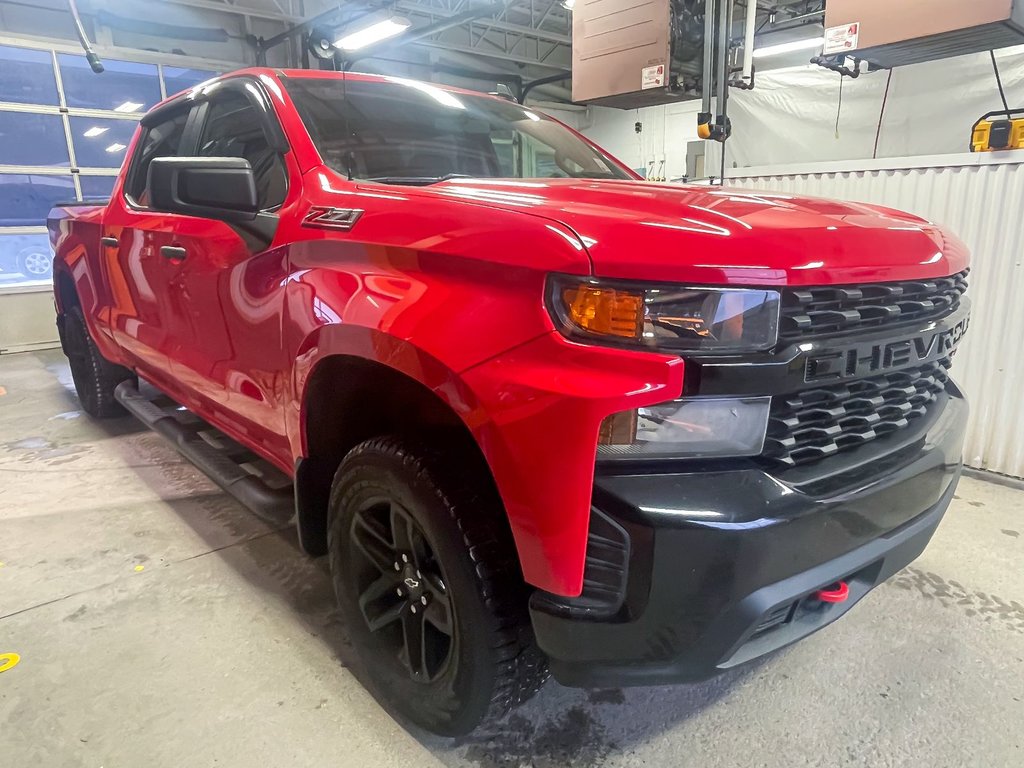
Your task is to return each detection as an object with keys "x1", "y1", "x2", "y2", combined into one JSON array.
[{"x1": 530, "y1": 384, "x2": 967, "y2": 688}]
